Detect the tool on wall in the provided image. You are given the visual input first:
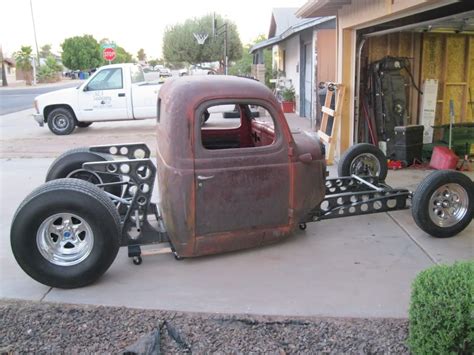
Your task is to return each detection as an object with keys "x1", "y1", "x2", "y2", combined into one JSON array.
[{"x1": 449, "y1": 99, "x2": 454, "y2": 150}]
